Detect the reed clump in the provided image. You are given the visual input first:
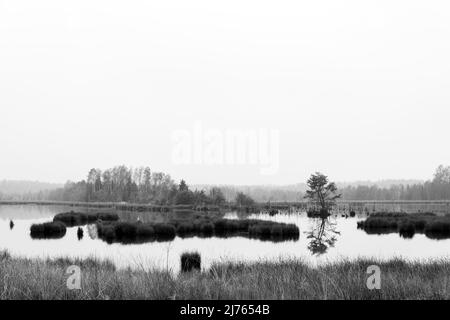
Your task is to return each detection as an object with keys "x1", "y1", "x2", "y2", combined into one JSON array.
[
  {"x1": 424, "y1": 219, "x2": 450, "y2": 239},
  {"x1": 180, "y1": 252, "x2": 201, "y2": 272},
  {"x1": 399, "y1": 221, "x2": 416, "y2": 239},
  {"x1": 96, "y1": 222, "x2": 176, "y2": 244},
  {"x1": 30, "y1": 222, "x2": 67, "y2": 239},
  {"x1": 95, "y1": 217, "x2": 299, "y2": 244},
  {"x1": 358, "y1": 212, "x2": 450, "y2": 239},
  {"x1": 53, "y1": 211, "x2": 119, "y2": 226}
]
